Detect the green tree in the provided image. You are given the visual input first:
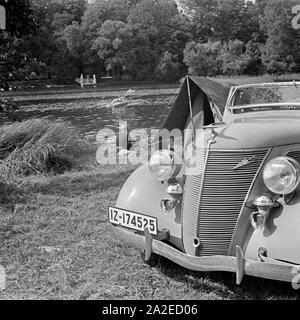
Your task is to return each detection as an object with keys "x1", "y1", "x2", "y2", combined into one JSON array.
[
  {"x1": 0, "y1": 34, "x2": 31, "y2": 89},
  {"x1": 183, "y1": 40, "x2": 222, "y2": 76},
  {"x1": 51, "y1": 0, "x2": 87, "y2": 36},
  {"x1": 176, "y1": 0, "x2": 262, "y2": 43},
  {"x1": 261, "y1": 0, "x2": 300, "y2": 74},
  {"x1": 1, "y1": 0, "x2": 36, "y2": 36},
  {"x1": 244, "y1": 37, "x2": 264, "y2": 75},
  {"x1": 62, "y1": 21, "x2": 98, "y2": 76},
  {"x1": 27, "y1": 0, "x2": 89, "y2": 81},
  {"x1": 0, "y1": 0, "x2": 36, "y2": 89},
  {"x1": 126, "y1": 0, "x2": 190, "y2": 80},
  {"x1": 93, "y1": 20, "x2": 133, "y2": 80},
  {"x1": 218, "y1": 39, "x2": 250, "y2": 75},
  {"x1": 184, "y1": 39, "x2": 252, "y2": 76},
  {"x1": 155, "y1": 51, "x2": 180, "y2": 81},
  {"x1": 82, "y1": 0, "x2": 132, "y2": 39},
  {"x1": 213, "y1": 0, "x2": 262, "y2": 43},
  {"x1": 175, "y1": 0, "x2": 219, "y2": 41}
]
